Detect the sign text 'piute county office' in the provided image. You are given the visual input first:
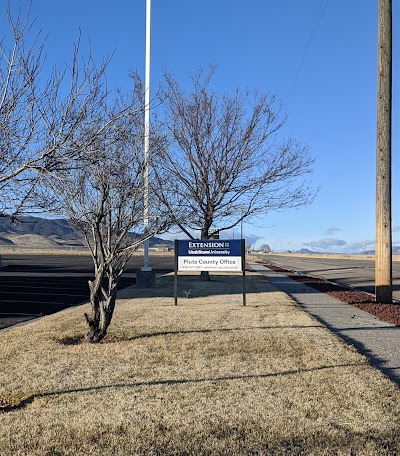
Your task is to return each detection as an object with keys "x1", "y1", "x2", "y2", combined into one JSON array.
[{"x1": 176, "y1": 239, "x2": 244, "y2": 272}]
